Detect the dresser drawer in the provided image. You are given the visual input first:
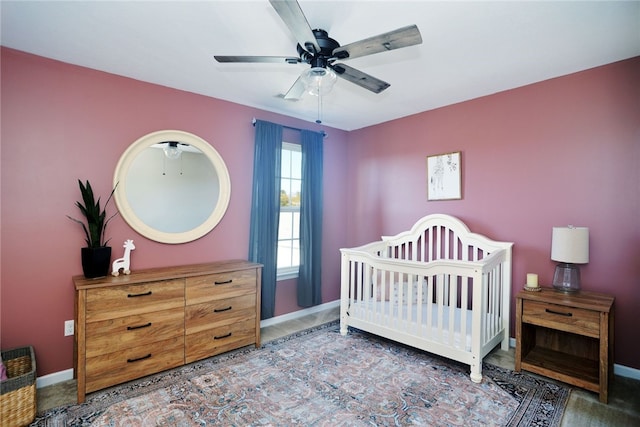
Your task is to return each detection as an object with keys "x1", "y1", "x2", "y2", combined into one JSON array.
[
  {"x1": 185, "y1": 318, "x2": 256, "y2": 364},
  {"x1": 186, "y1": 269, "x2": 257, "y2": 305},
  {"x1": 85, "y1": 307, "x2": 184, "y2": 358},
  {"x1": 185, "y1": 294, "x2": 256, "y2": 335},
  {"x1": 85, "y1": 336, "x2": 184, "y2": 393},
  {"x1": 86, "y1": 279, "x2": 185, "y2": 322},
  {"x1": 522, "y1": 300, "x2": 600, "y2": 338},
  {"x1": 74, "y1": 261, "x2": 262, "y2": 403}
]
